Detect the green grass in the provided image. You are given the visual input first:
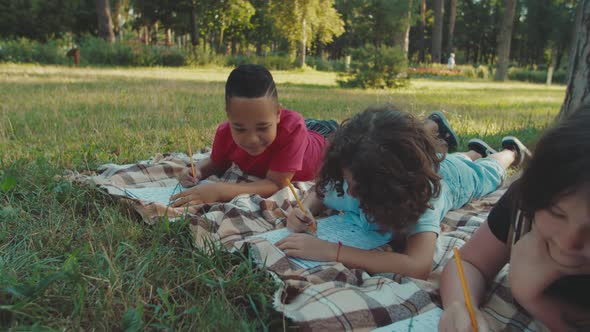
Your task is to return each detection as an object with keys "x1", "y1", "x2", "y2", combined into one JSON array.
[{"x1": 0, "y1": 64, "x2": 566, "y2": 330}]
